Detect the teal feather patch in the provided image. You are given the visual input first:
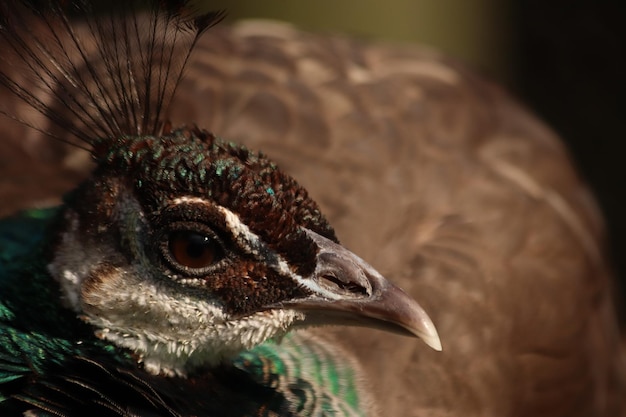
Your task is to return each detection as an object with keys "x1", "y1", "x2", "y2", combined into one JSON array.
[
  {"x1": 235, "y1": 332, "x2": 368, "y2": 417},
  {"x1": 0, "y1": 208, "x2": 59, "y2": 265}
]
